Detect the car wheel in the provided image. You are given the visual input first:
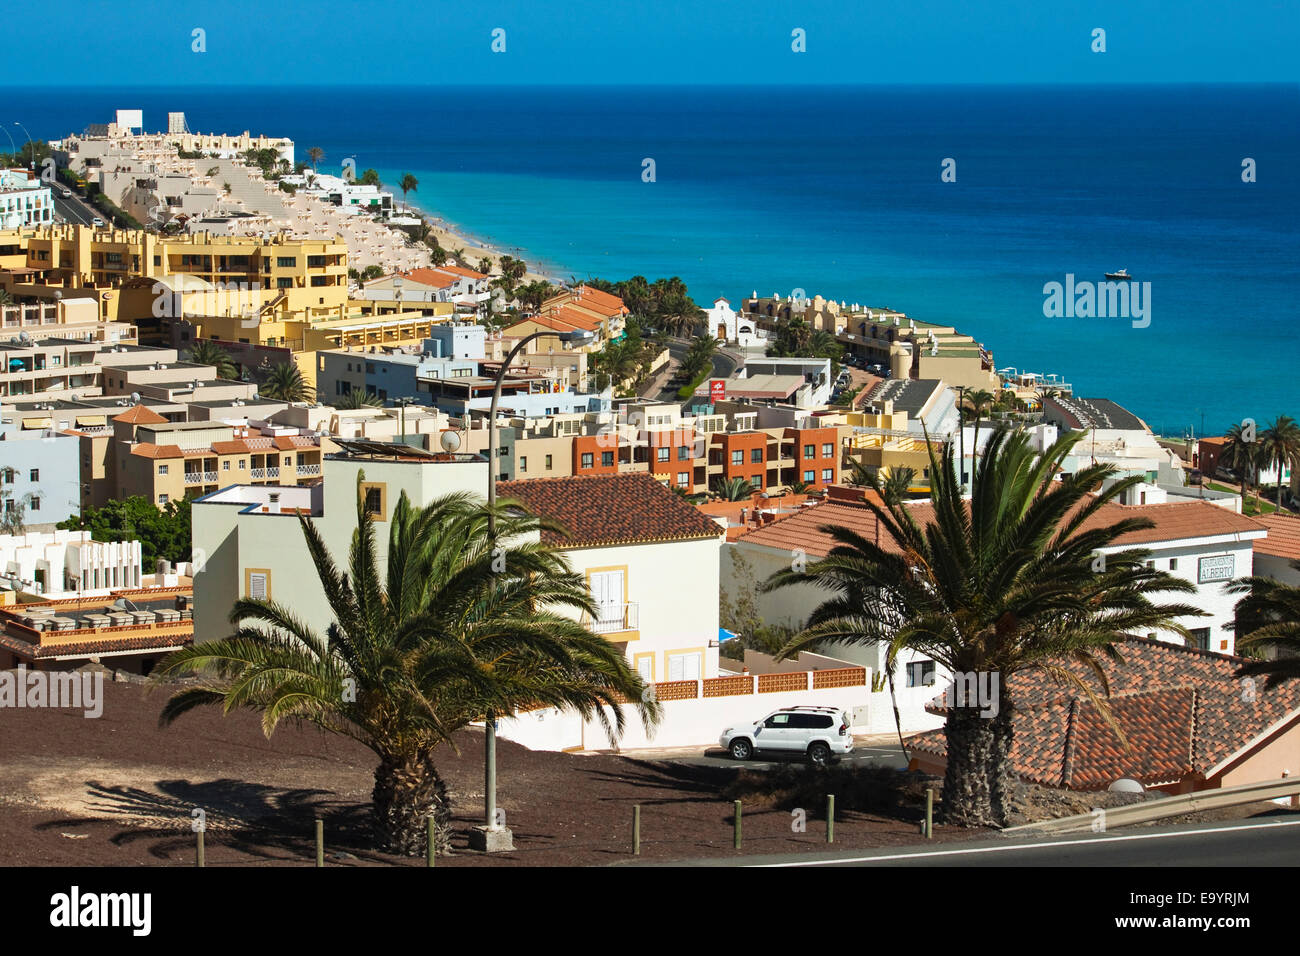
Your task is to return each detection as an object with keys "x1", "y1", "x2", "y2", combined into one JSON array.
[
  {"x1": 729, "y1": 739, "x2": 753, "y2": 761},
  {"x1": 807, "y1": 742, "x2": 832, "y2": 767}
]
